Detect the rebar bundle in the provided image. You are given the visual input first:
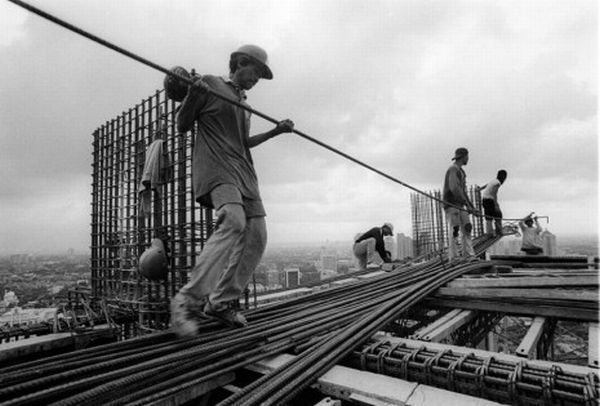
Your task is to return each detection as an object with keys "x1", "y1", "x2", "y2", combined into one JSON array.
[{"x1": 1, "y1": 236, "x2": 597, "y2": 406}]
